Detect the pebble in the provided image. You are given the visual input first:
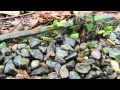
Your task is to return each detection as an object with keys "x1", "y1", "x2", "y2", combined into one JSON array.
[
  {"x1": 1, "y1": 48, "x2": 11, "y2": 55},
  {"x1": 48, "y1": 72, "x2": 58, "y2": 79},
  {"x1": 13, "y1": 56, "x2": 30, "y2": 68},
  {"x1": 30, "y1": 67, "x2": 49, "y2": 75},
  {"x1": 66, "y1": 60, "x2": 75, "y2": 70},
  {"x1": 4, "y1": 60, "x2": 17, "y2": 75},
  {"x1": 55, "y1": 56, "x2": 66, "y2": 64},
  {"x1": 31, "y1": 76, "x2": 42, "y2": 79},
  {"x1": 17, "y1": 43, "x2": 27, "y2": 49},
  {"x1": 61, "y1": 44, "x2": 74, "y2": 51},
  {"x1": 28, "y1": 38, "x2": 41, "y2": 48},
  {"x1": 96, "y1": 70, "x2": 102, "y2": 77},
  {"x1": 109, "y1": 32, "x2": 117, "y2": 41},
  {"x1": 39, "y1": 46, "x2": 47, "y2": 53},
  {"x1": 114, "y1": 39, "x2": 120, "y2": 45},
  {"x1": 65, "y1": 52, "x2": 77, "y2": 61},
  {"x1": 75, "y1": 63, "x2": 91, "y2": 74},
  {"x1": 103, "y1": 66, "x2": 113, "y2": 75},
  {"x1": 0, "y1": 55, "x2": 4, "y2": 64},
  {"x1": 108, "y1": 72, "x2": 117, "y2": 79},
  {"x1": 80, "y1": 43, "x2": 87, "y2": 50},
  {"x1": 64, "y1": 37, "x2": 76, "y2": 47},
  {"x1": 3, "y1": 56, "x2": 13, "y2": 65},
  {"x1": 30, "y1": 49, "x2": 43, "y2": 60},
  {"x1": 60, "y1": 65, "x2": 69, "y2": 78},
  {"x1": 69, "y1": 71, "x2": 81, "y2": 79},
  {"x1": 20, "y1": 49, "x2": 30, "y2": 57},
  {"x1": 56, "y1": 47, "x2": 68, "y2": 58},
  {"x1": 31, "y1": 60, "x2": 40, "y2": 69},
  {"x1": 85, "y1": 70, "x2": 96, "y2": 79},
  {"x1": 91, "y1": 49, "x2": 101, "y2": 60}
]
